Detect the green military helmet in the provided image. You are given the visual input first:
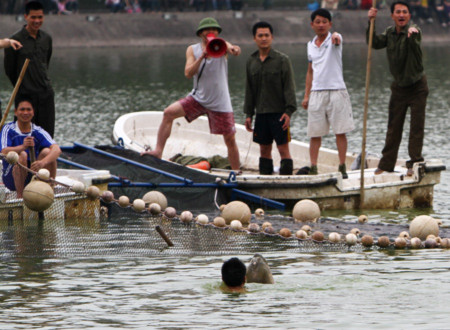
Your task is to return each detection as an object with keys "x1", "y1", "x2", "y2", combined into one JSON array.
[{"x1": 196, "y1": 17, "x2": 222, "y2": 36}]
